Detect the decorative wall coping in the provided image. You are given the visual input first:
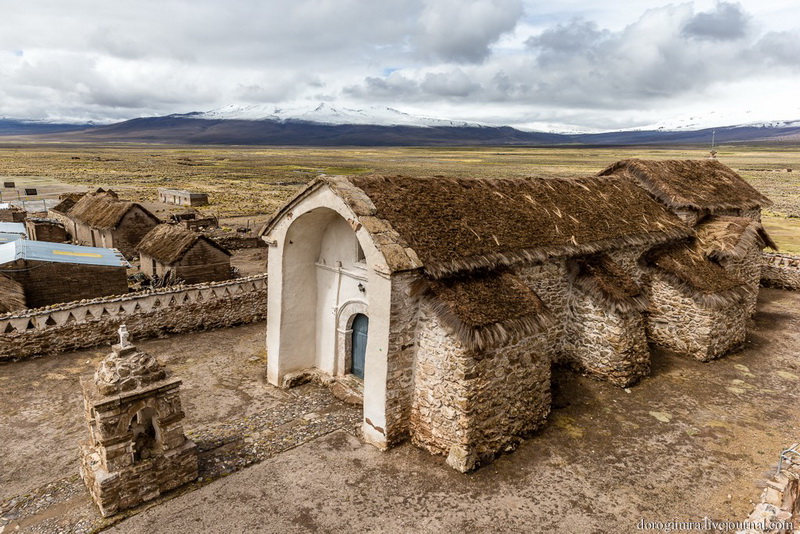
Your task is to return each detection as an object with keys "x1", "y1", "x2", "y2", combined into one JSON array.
[
  {"x1": 0, "y1": 273, "x2": 268, "y2": 321},
  {"x1": 0, "y1": 274, "x2": 267, "y2": 335}
]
